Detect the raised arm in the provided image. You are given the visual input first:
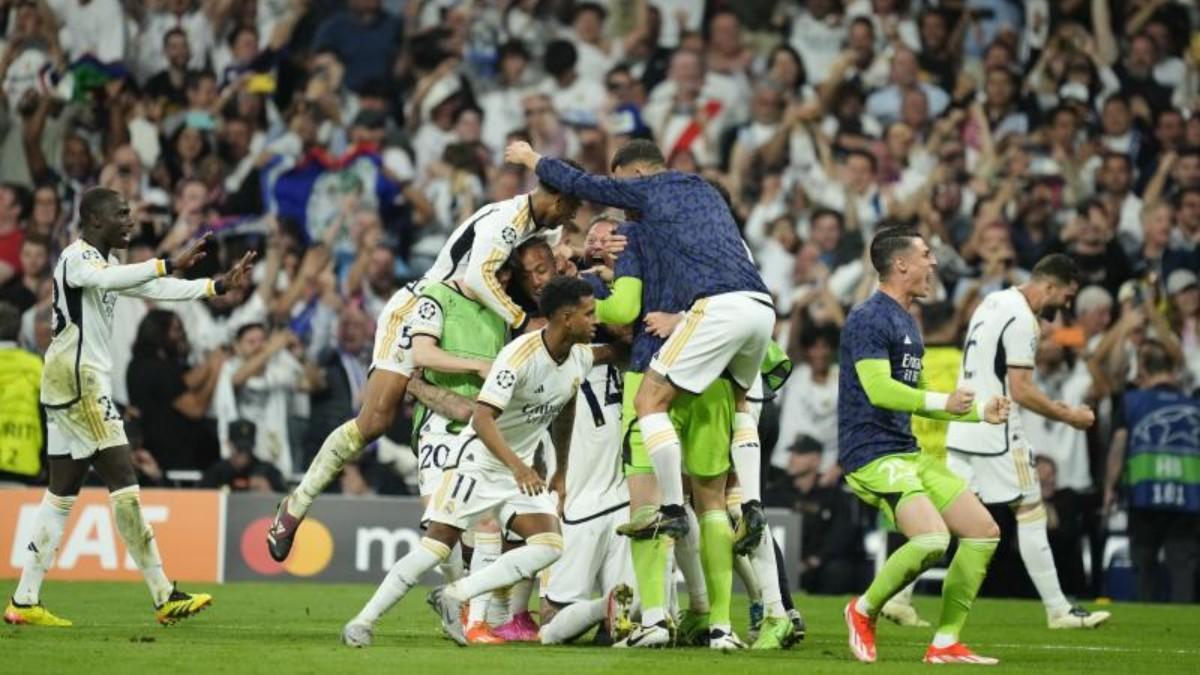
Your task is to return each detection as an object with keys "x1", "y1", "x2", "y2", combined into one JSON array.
[{"x1": 506, "y1": 141, "x2": 651, "y2": 212}]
